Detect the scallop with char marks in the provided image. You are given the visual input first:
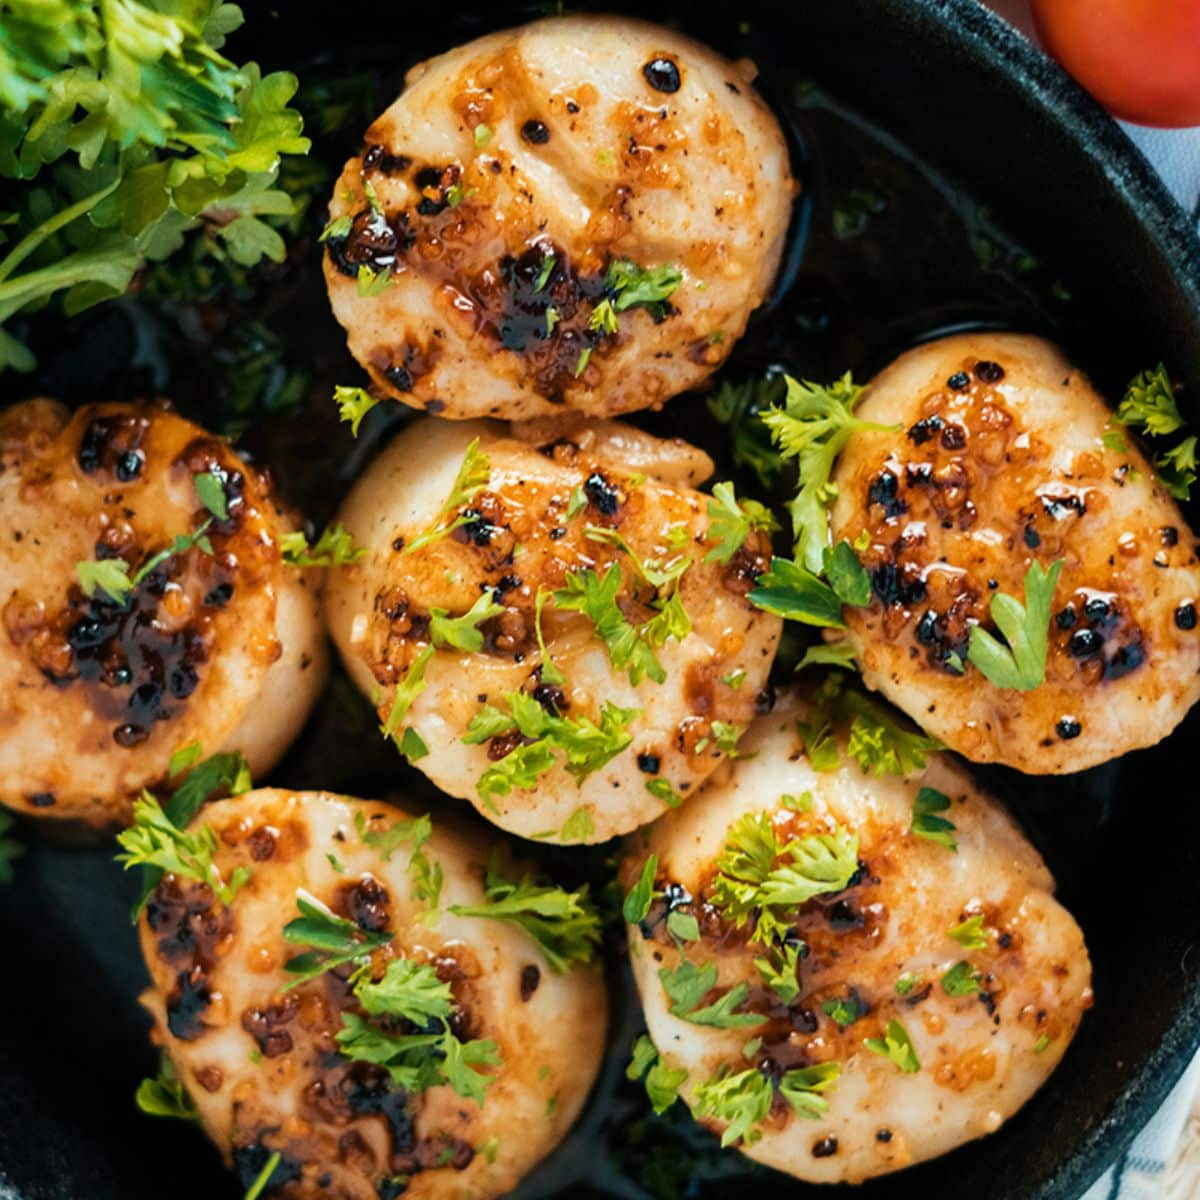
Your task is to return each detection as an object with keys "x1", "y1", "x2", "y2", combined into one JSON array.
[
  {"x1": 322, "y1": 14, "x2": 794, "y2": 421},
  {"x1": 323, "y1": 416, "x2": 782, "y2": 843},
  {"x1": 138, "y1": 788, "x2": 606, "y2": 1199},
  {"x1": 620, "y1": 689, "x2": 1092, "y2": 1183},
  {"x1": 0, "y1": 400, "x2": 326, "y2": 828},
  {"x1": 827, "y1": 332, "x2": 1200, "y2": 773}
]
